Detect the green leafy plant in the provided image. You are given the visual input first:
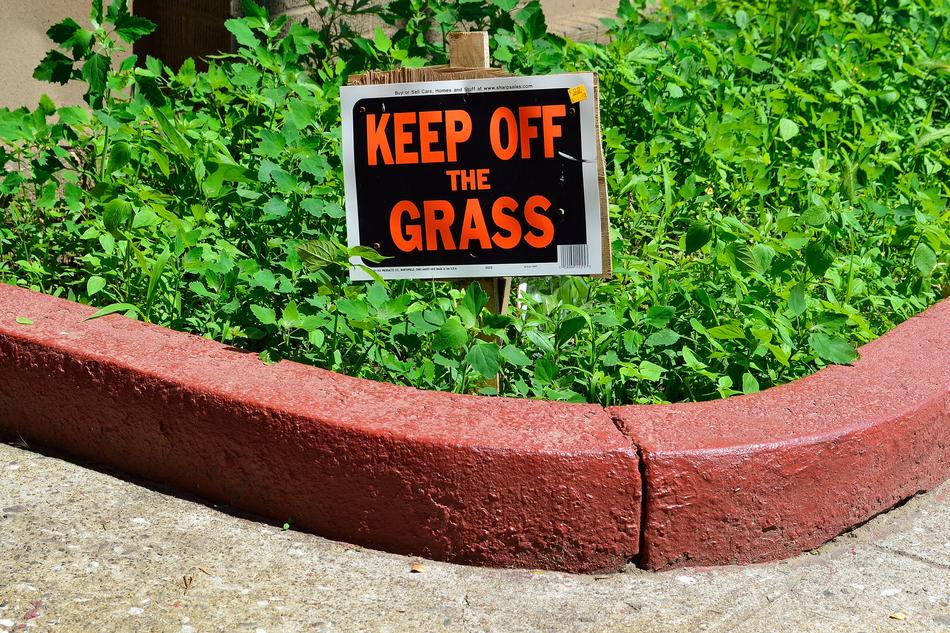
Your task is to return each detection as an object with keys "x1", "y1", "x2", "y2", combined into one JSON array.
[{"x1": 1, "y1": 0, "x2": 947, "y2": 406}]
